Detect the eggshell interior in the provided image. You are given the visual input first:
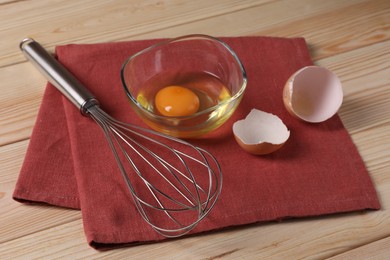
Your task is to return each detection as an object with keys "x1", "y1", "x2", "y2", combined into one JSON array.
[
  {"x1": 233, "y1": 109, "x2": 290, "y2": 145},
  {"x1": 284, "y1": 66, "x2": 343, "y2": 123}
]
